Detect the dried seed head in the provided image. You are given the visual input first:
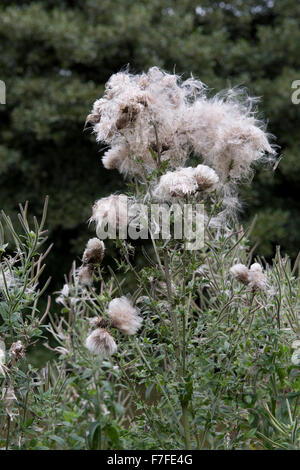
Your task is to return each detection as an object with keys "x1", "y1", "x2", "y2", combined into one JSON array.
[
  {"x1": 9, "y1": 340, "x2": 26, "y2": 361},
  {"x1": 153, "y1": 164, "x2": 219, "y2": 201},
  {"x1": 153, "y1": 167, "x2": 198, "y2": 201},
  {"x1": 88, "y1": 316, "x2": 108, "y2": 329},
  {"x1": 82, "y1": 238, "x2": 105, "y2": 265},
  {"x1": 249, "y1": 263, "x2": 262, "y2": 273},
  {"x1": 78, "y1": 265, "x2": 94, "y2": 286},
  {"x1": 102, "y1": 145, "x2": 127, "y2": 170},
  {"x1": 0, "y1": 269, "x2": 16, "y2": 291},
  {"x1": 90, "y1": 194, "x2": 129, "y2": 237},
  {"x1": 230, "y1": 262, "x2": 267, "y2": 290},
  {"x1": 85, "y1": 328, "x2": 117, "y2": 357},
  {"x1": 186, "y1": 93, "x2": 275, "y2": 182},
  {"x1": 108, "y1": 296, "x2": 143, "y2": 335},
  {"x1": 248, "y1": 263, "x2": 267, "y2": 290},
  {"x1": 87, "y1": 68, "x2": 275, "y2": 183},
  {"x1": 230, "y1": 263, "x2": 250, "y2": 285},
  {"x1": 192, "y1": 164, "x2": 219, "y2": 191}
]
